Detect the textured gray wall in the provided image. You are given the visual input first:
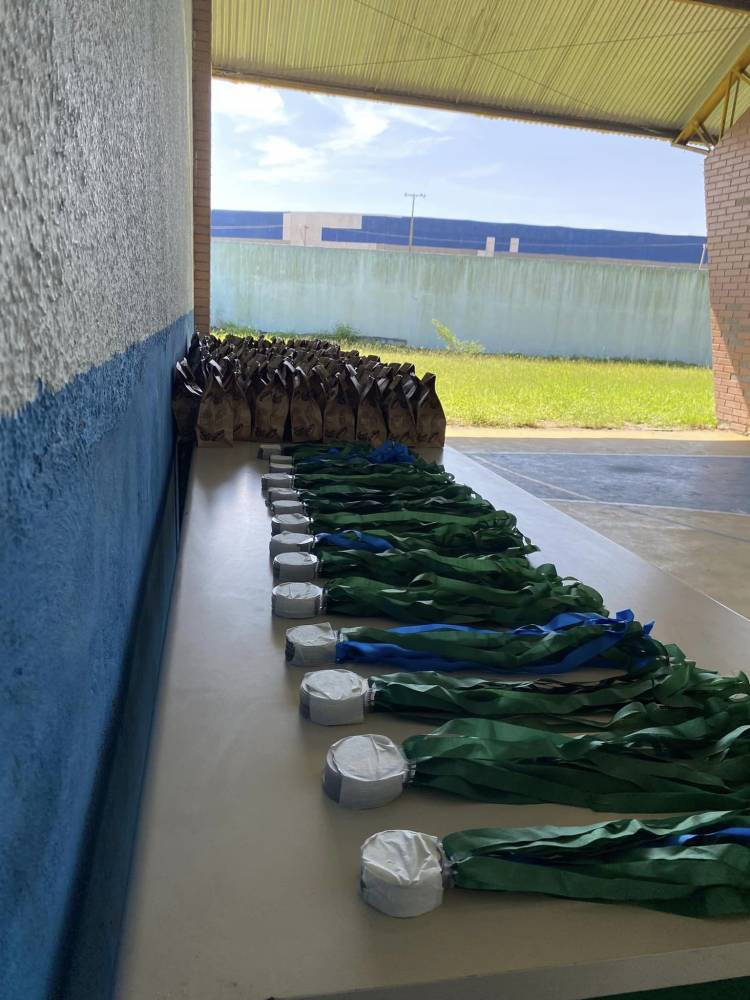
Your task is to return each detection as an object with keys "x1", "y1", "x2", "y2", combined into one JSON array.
[
  {"x1": 0, "y1": 0, "x2": 193, "y2": 414},
  {"x1": 212, "y1": 241, "x2": 711, "y2": 366}
]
